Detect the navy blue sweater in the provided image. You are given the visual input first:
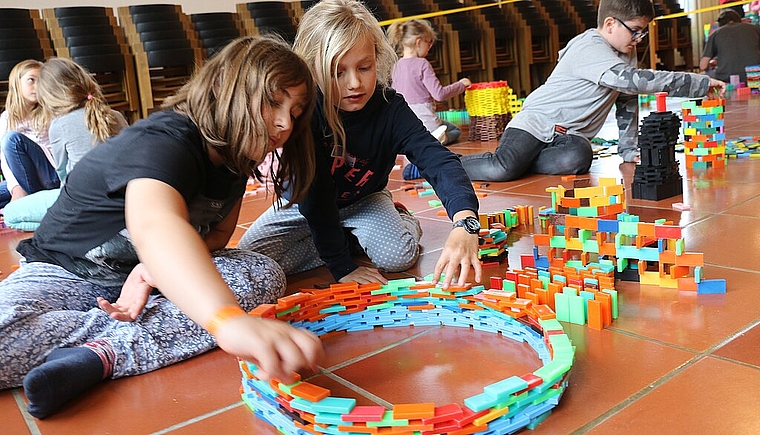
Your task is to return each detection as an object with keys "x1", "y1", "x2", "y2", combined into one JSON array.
[{"x1": 299, "y1": 87, "x2": 478, "y2": 280}]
